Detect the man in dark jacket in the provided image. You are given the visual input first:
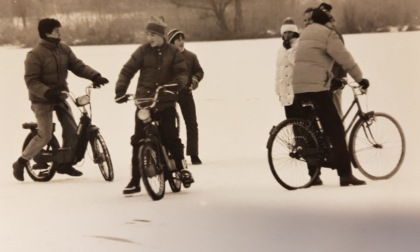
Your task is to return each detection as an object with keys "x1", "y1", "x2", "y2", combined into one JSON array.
[
  {"x1": 115, "y1": 16, "x2": 194, "y2": 195},
  {"x1": 167, "y1": 29, "x2": 204, "y2": 165},
  {"x1": 12, "y1": 18, "x2": 109, "y2": 181}
]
